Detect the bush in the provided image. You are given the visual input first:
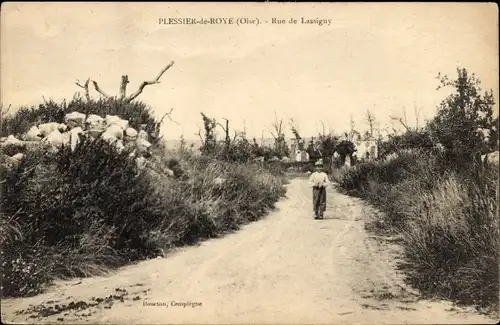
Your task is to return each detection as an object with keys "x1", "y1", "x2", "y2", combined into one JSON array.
[
  {"x1": 0, "y1": 137, "x2": 159, "y2": 296},
  {"x1": 1, "y1": 99, "x2": 288, "y2": 298},
  {"x1": 338, "y1": 149, "x2": 443, "y2": 197},
  {"x1": 401, "y1": 167, "x2": 498, "y2": 310},
  {"x1": 141, "y1": 157, "x2": 287, "y2": 248},
  {"x1": 428, "y1": 68, "x2": 497, "y2": 168},
  {"x1": 338, "y1": 148, "x2": 499, "y2": 311},
  {"x1": 0, "y1": 97, "x2": 163, "y2": 144},
  {"x1": 379, "y1": 129, "x2": 435, "y2": 157},
  {"x1": 335, "y1": 68, "x2": 499, "y2": 312}
]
